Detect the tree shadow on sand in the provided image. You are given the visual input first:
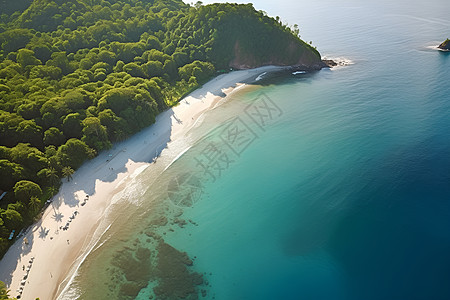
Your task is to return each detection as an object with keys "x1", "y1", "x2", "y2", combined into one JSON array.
[
  {"x1": 52, "y1": 211, "x2": 64, "y2": 223},
  {"x1": 38, "y1": 227, "x2": 49, "y2": 239},
  {"x1": 46, "y1": 110, "x2": 174, "y2": 211}
]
